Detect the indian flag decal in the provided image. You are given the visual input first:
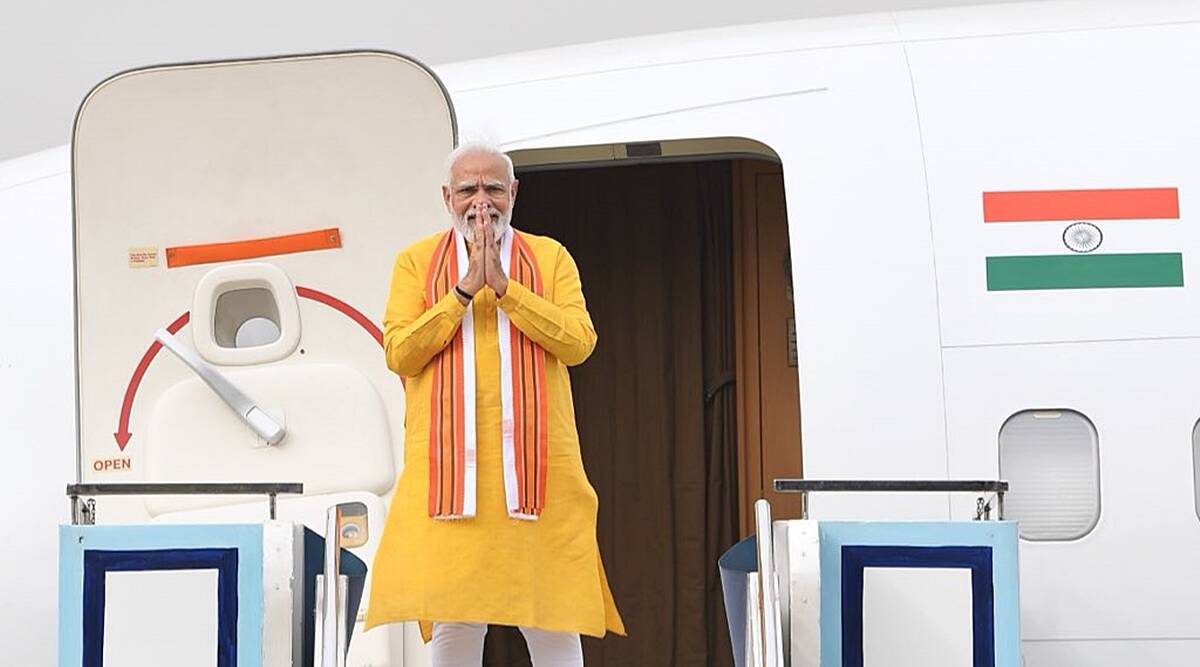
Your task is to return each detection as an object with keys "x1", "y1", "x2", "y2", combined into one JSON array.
[{"x1": 984, "y1": 187, "x2": 1182, "y2": 291}]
